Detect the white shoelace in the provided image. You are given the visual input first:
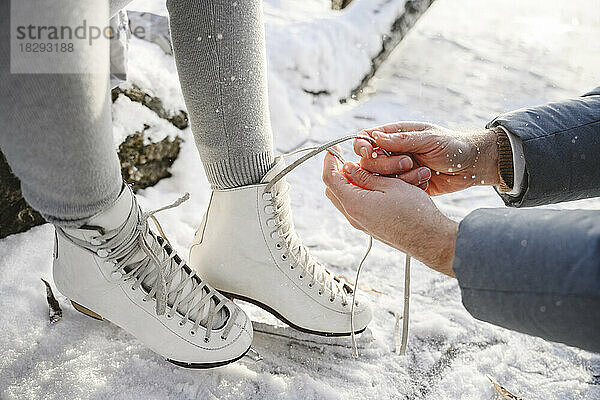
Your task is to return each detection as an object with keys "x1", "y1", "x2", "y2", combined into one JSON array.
[
  {"x1": 265, "y1": 181, "x2": 350, "y2": 306},
  {"x1": 264, "y1": 134, "x2": 411, "y2": 357},
  {"x1": 59, "y1": 192, "x2": 238, "y2": 342}
]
